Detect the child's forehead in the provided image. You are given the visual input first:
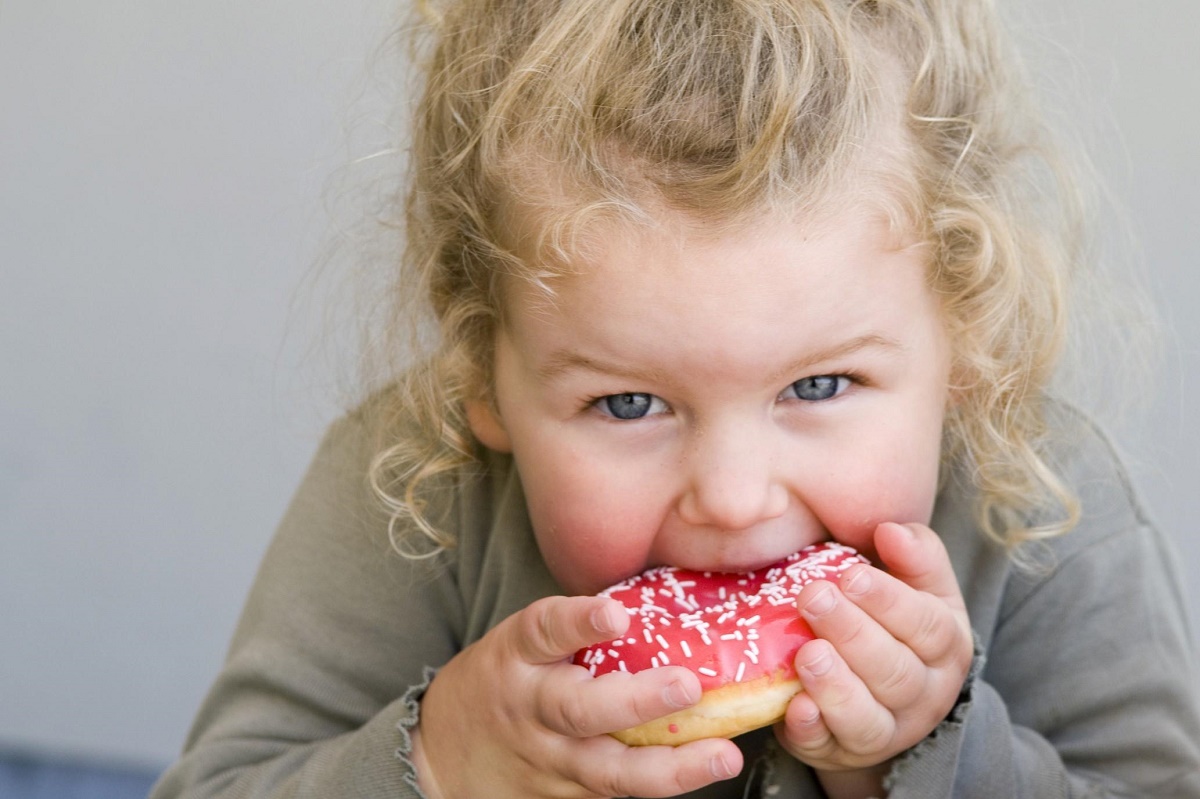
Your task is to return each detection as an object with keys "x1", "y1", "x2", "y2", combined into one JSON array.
[
  {"x1": 494, "y1": 174, "x2": 919, "y2": 281},
  {"x1": 489, "y1": 197, "x2": 928, "y2": 347}
]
